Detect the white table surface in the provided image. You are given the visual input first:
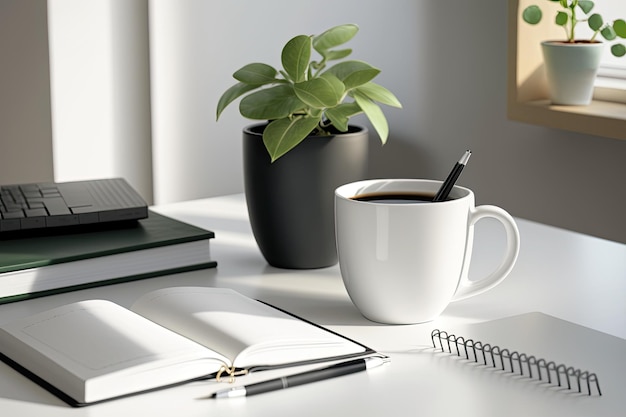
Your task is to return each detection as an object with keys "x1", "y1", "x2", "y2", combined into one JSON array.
[{"x1": 0, "y1": 193, "x2": 624, "y2": 416}]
